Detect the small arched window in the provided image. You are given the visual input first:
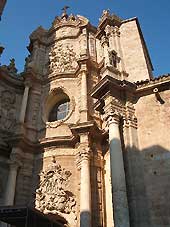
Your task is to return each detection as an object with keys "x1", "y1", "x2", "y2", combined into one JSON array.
[{"x1": 49, "y1": 99, "x2": 70, "y2": 122}]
